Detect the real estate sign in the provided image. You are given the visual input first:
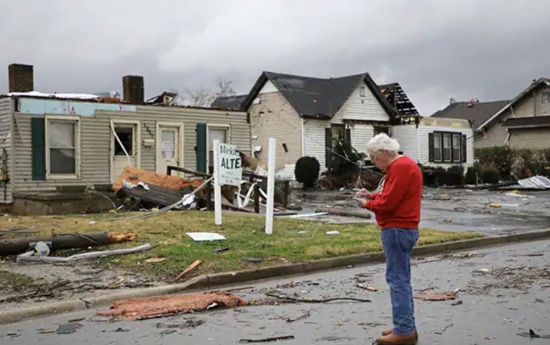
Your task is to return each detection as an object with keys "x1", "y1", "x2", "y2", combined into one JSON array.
[{"x1": 218, "y1": 143, "x2": 242, "y2": 186}]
